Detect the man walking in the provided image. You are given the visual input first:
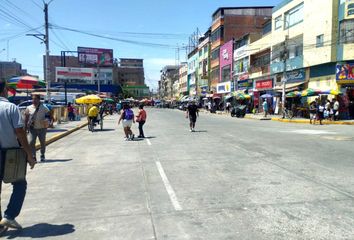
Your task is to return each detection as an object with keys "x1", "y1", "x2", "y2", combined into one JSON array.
[
  {"x1": 0, "y1": 80, "x2": 36, "y2": 233},
  {"x1": 25, "y1": 95, "x2": 50, "y2": 162},
  {"x1": 186, "y1": 100, "x2": 199, "y2": 132},
  {"x1": 262, "y1": 99, "x2": 268, "y2": 117}
]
